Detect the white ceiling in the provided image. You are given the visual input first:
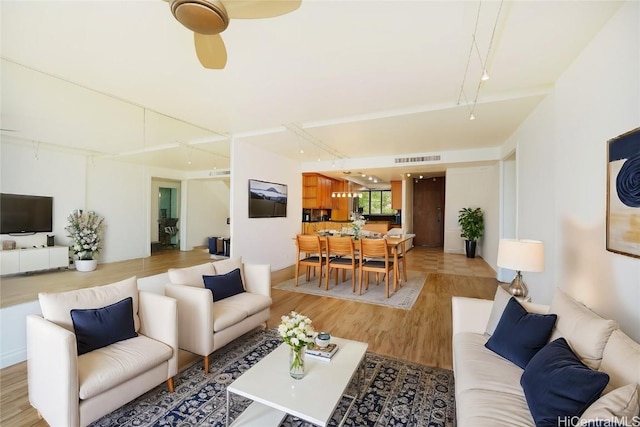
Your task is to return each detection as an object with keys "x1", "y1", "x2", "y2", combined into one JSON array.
[{"x1": 0, "y1": 0, "x2": 622, "y2": 184}]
